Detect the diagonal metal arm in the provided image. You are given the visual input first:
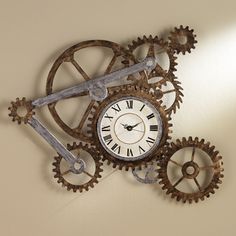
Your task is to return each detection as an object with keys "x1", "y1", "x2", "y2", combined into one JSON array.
[
  {"x1": 28, "y1": 117, "x2": 85, "y2": 174},
  {"x1": 32, "y1": 57, "x2": 156, "y2": 107}
]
